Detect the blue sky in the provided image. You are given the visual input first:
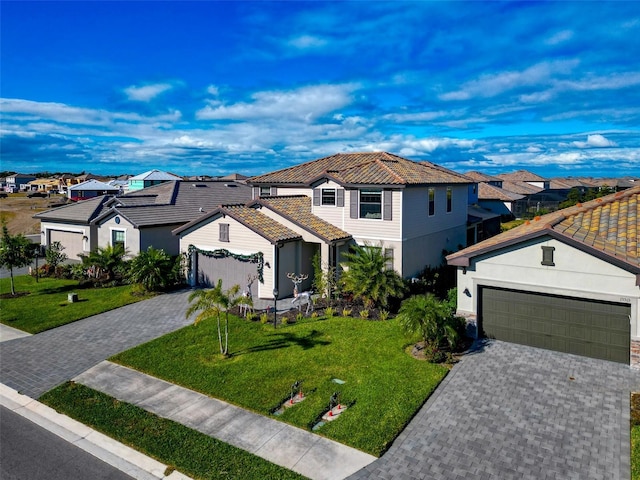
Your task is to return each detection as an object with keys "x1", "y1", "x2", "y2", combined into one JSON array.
[{"x1": 1, "y1": 1, "x2": 639, "y2": 179}]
